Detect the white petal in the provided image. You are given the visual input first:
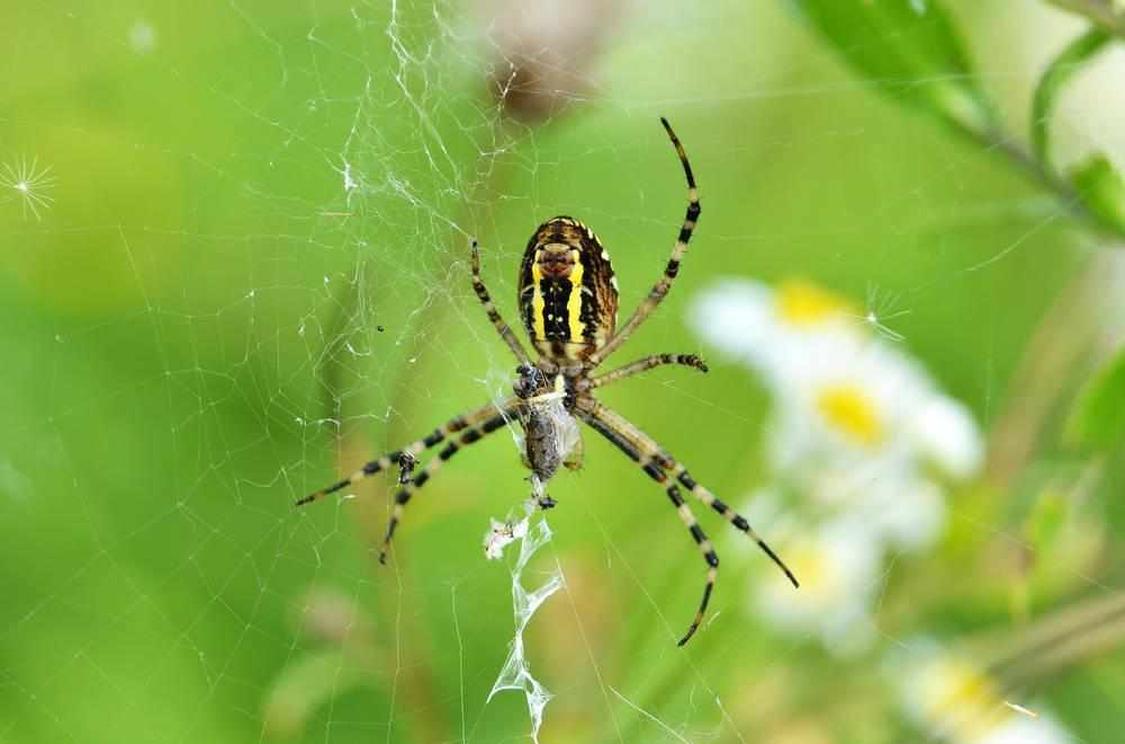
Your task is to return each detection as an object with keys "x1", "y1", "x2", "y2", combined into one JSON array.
[
  {"x1": 979, "y1": 714, "x2": 1075, "y2": 744},
  {"x1": 751, "y1": 517, "x2": 882, "y2": 656},
  {"x1": 689, "y1": 279, "x2": 776, "y2": 362},
  {"x1": 862, "y1": 476, "x2": 947, "y2": 552},
  {"x1": 910, "y1": 396, "x2": 984, "y2": 480}
]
